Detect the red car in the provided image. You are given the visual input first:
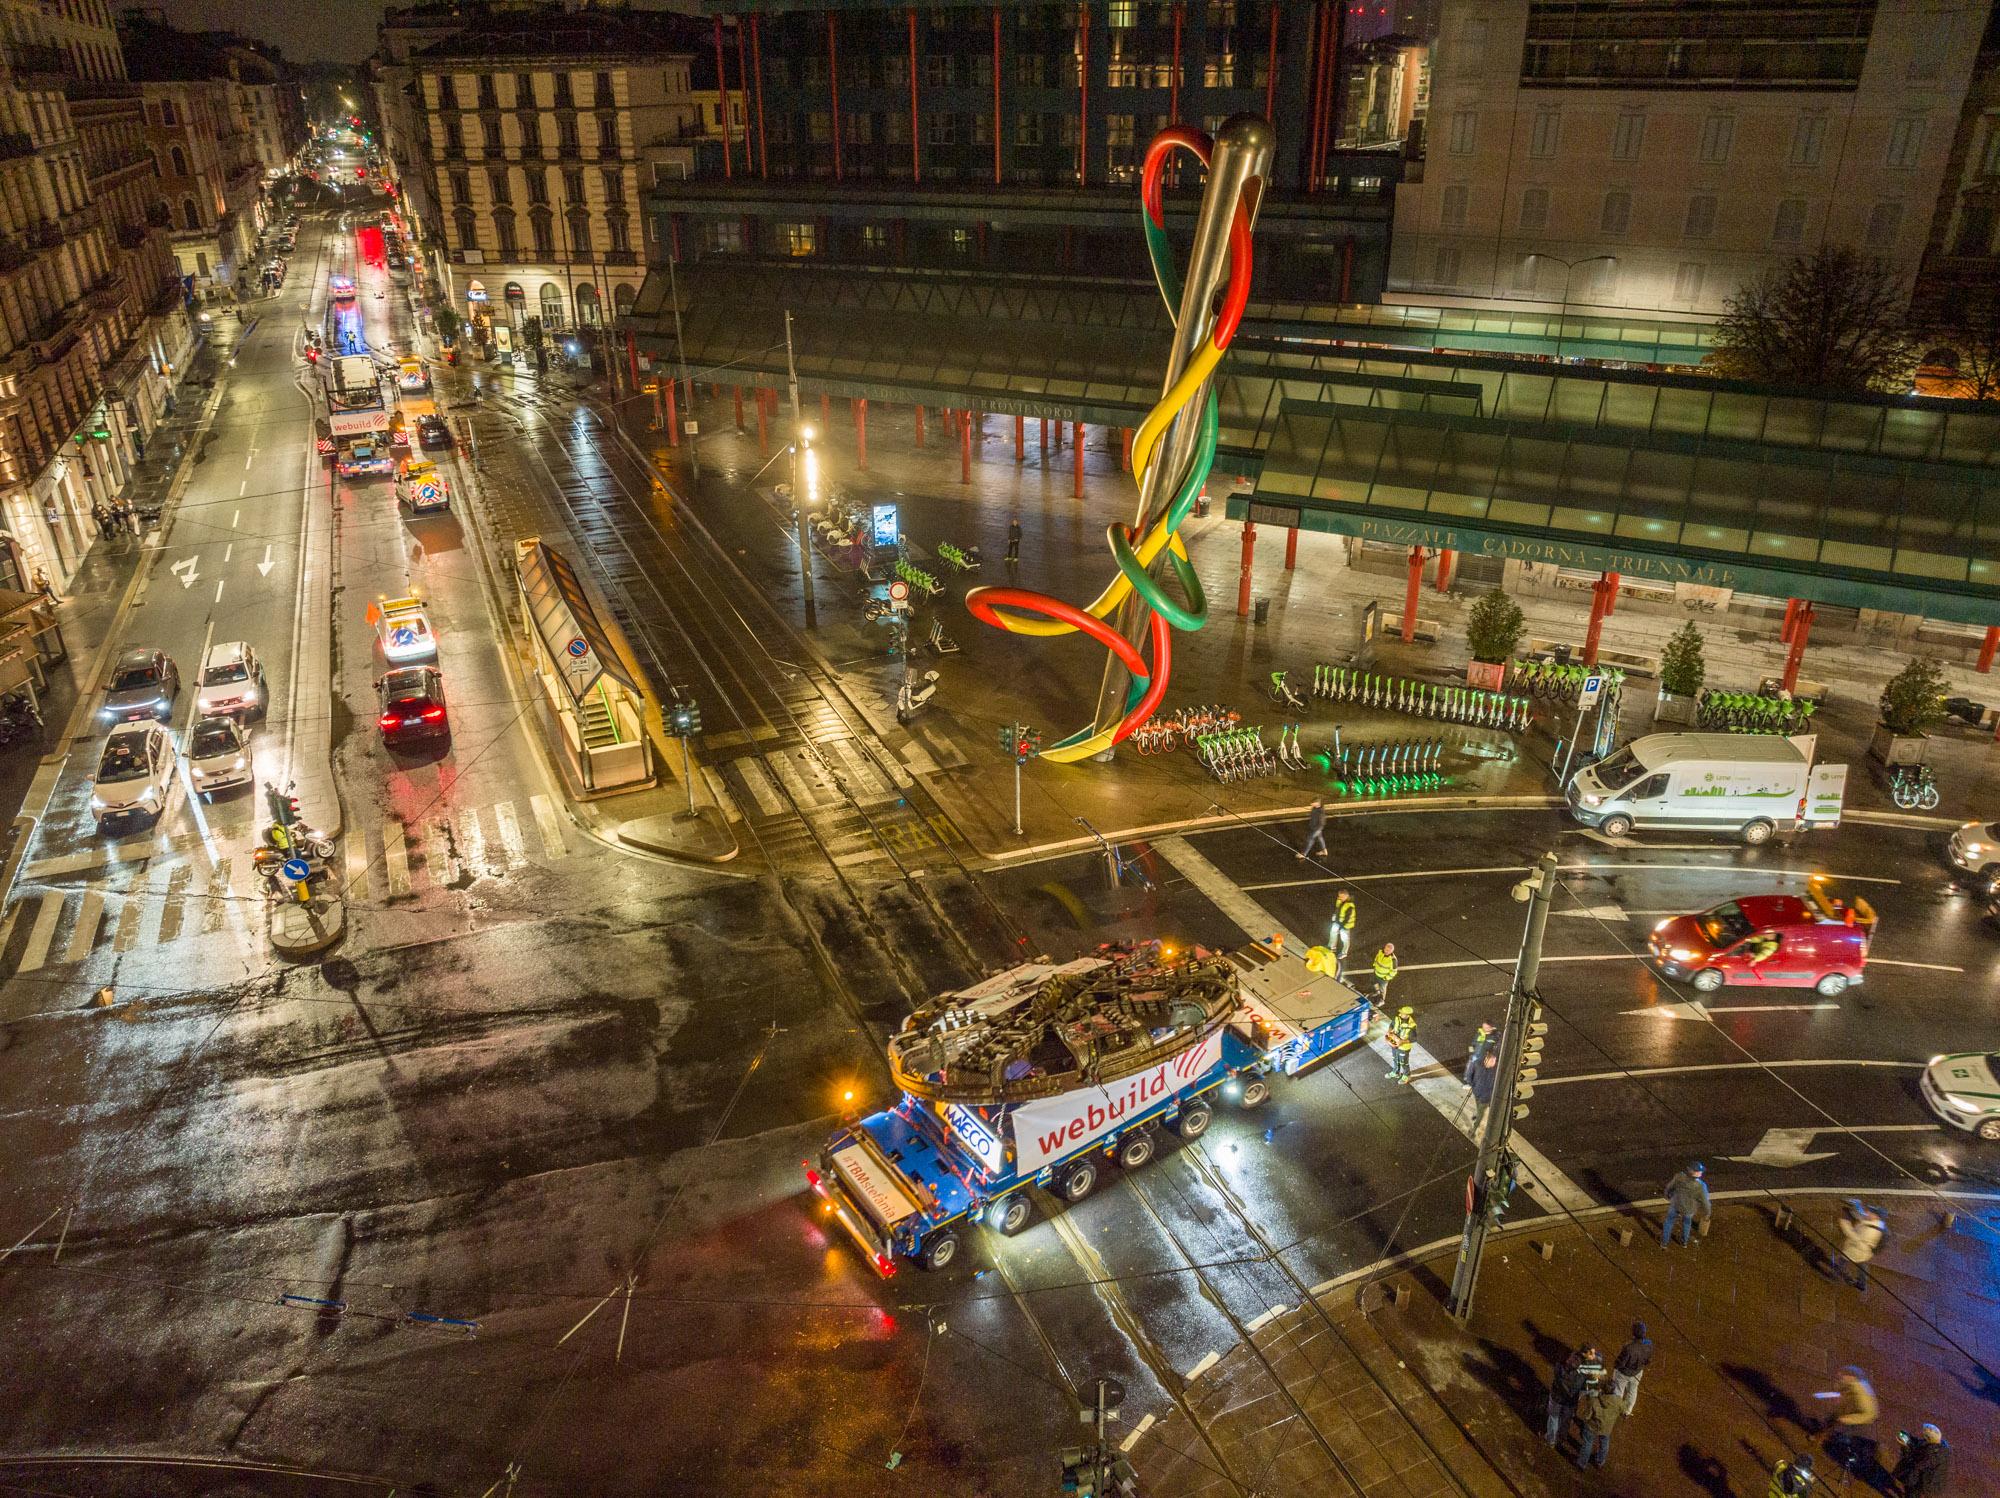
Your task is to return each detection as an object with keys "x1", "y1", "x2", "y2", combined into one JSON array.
[{"x1": 1648, "y1": 884, "x2": 1876, "y2": 998}]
